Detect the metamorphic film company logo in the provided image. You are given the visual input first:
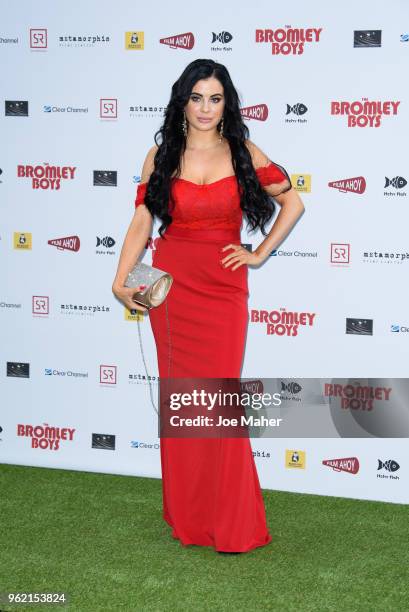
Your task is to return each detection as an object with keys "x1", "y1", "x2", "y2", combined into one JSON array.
[{"x1": 255, "y1": 26, "x2": 323, "y2": 55}]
